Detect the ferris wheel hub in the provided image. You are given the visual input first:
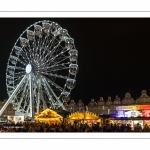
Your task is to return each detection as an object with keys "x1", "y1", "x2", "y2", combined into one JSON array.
[{"x1": 26, "y1": 64, "x2": 32, "y2": 73}]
